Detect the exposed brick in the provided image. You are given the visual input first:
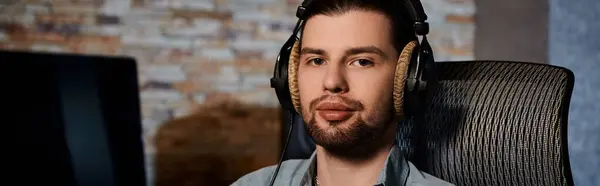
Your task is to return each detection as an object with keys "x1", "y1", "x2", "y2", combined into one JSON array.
[
  {"x1": 142, "y1": 117, "x2": 161, "y2": 136},
  {"x1": 0, "y1": 42, "x2": 27, "y2": 50},
  {"x1": 236, "y1": 89, "x2": 279, "y2": 107},
  {"x1": 213, "y1": 0, "x2": 228, "y2": 12},
  {"x1": 171, "y1": 9, "x2": 232, "y2": 21},
  {"x1": 34, "y1": 14, "x2": 86, "y2": 36},
  {"x1": 195, "y1": 47, "x2": 235, "y2": 61},
  {"x1": 119, "y1": 45, "x2": 163, "y2": 64},
  {"x1": 141, "y1": 81, "x2": 174, "y2": 90},
  {"x1": 214, "y1": 84, "x2": 241, "y2": 93},
  {"x1": 0, "y1": 14, "x2": 36, "y2": 26},
  {"x1": 120, "y1": 25, "x2": 163, "y2": 39},
  {"x1": 199, "y1": 65, "x2": 243, "y2": 93},
  {"x1": 203, "y1": 91, "x2": 234, "y2": 104},
  {"x1": 122, "y1": 35, "x2": 192, "y2": 49},
  {"x1": 231, "y1": 39, "x2": 281, "y2": 52},
  {"x1": 172, "y1": 55, "x2": 209, "y2": 65},
  {"x1": 28, "y1": 32, "x2": 67, "y2": 43},
  {"x1": 48, "y1": 0, "x2": 101, "y2": 6},
  {"x1": 2, "y1": 22, "x2": 28, "y2": 38},
  {"x1": 30, "y1": 43, "x2": 68, "y2": 53},
  {"x1": 193, "y1": 37, "x2": 227, "y2": 48},
  {"x1": 263, "y1": 49, "x2": 280, "y2": 62},
  {"x1": 0, "y1": 0, "x2": 20, "y2": 6},
  {"x1": 96, "y1": 14, "x2": 120, "y2": 25},
  {"x1": 142, "y1": 64, "x2": 187, "y2": 83},
  {"x1": 25, "y1": 4, "x2": 51, "y2": 14},
  {"x1": 256, "y1": 22, "x2": 295, "y2": 41},
  {"x1": 173, "y1": 105, "x2": 191, "y2": 118},
  {"x1": 446, "y1": 14, "x2": 475, "y2": 24},
  {"x1": 144, "y1": 0, "x2": 169, "y2": 9},
  {"x1": 67, "y1": 35, "x2": 121, "y2": 54},
  {"x1": 241, "y1": 74, "x2": 271, "y2": 87},
  {"x1": 163, "y1": 18, "x2": 222, "y2": 37},
  {"x1": 149, "y1": 107, "x2": 175, "y2": 124},
  {"x1": 172, "y1": 79, "x2": 212, "y2": 95},
  {"x1": 235, "y1": 59, "x2": 275, "y2": 74},
  {"x1": 99, "y1": 0, "x2": 132, "y2": 15},
  {"x1": 226, "y1": 23, "x2": 256, "y2": 41},
  {"x1": 131, "y1": 0, "x2": 145, "y2": 7},
  {"x1": 120, "y1": 9, "x2": 172, "y2": 27},
  {"x1": 164, "y1": 99, "x2": 194, "y2": 111},
  {"x1": 232, "y1": 10, "x2": 273, "y2": 22},
  {"x1": 235, "y1": 50, "x2": 263, "y2": 60},
  {"x1": 170, "y1": 0, "x2": 215, "y2": 11},
  {"x1": 140, "y1": 90, "x2": 184, "y2": 103},
  {"x1": 152, "y1": 48, "x2": 195, "y2": 64},
  {"x1": 81, "y1": 25, "x2": 121, "y2": 36},
  {"x1": 226, "y1": 18, "x2": 256, "y2": 30},
  {"x1": 182, "y1": 61, "x2": 226, "y2": 77},
  {"x1": 193, "y1": 93, "x2": 207, "y2": 103},
  {"x1": 50, "y1": 2, "x2": 99, "y2": 14},
  {"x1": 221, "y1": 2, "x2": 261, "y2": 13}
]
